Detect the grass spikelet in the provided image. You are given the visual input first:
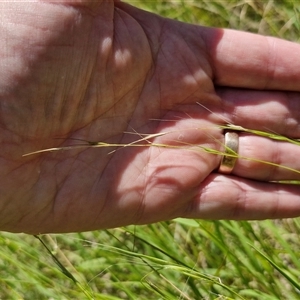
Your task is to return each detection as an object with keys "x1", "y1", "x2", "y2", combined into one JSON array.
[{"x1": 23, "y1": 123, "x2": 300, "y2": 176}]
